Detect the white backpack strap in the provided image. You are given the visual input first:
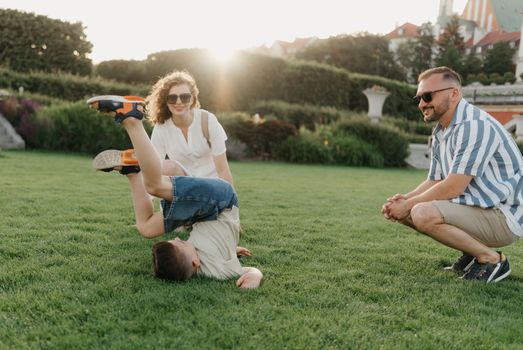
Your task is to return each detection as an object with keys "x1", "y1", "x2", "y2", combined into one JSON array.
[{"x1": 200, "y1": 110, "x2": 211, "y2": 149}]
